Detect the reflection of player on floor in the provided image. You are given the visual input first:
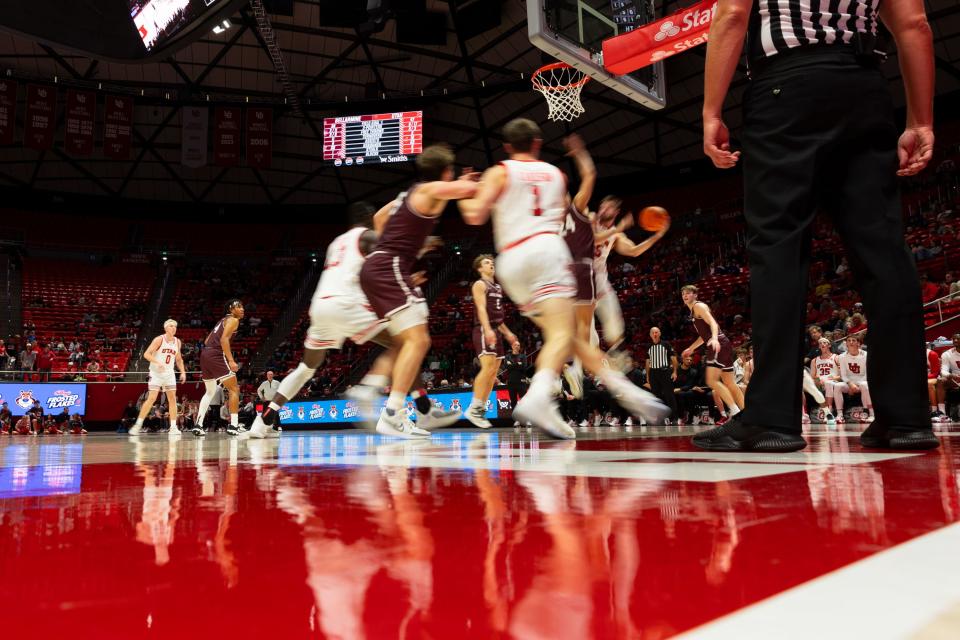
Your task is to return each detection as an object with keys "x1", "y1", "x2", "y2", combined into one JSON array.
[
  {"x1": 360, "y1": 144, "x2": 480, "y2": 438},
  {"x1": 681, "y1": 285, "x2": 744, "y2": 425},
  {"x1": 459, "y1": 119, "x2": 667, "y2": 438},
  {"x1": 590, "y1": 195, "x2": 669, "y2": 367},
  {"x1": 194, "y1": 300, "x2": 245, "y2": 436},
  {"x1": 130, "y1": 318, "x2": 186, "y2": 436},
  {"x1": 467, "y1": 255, "x2": 519, "y2": 428}
]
